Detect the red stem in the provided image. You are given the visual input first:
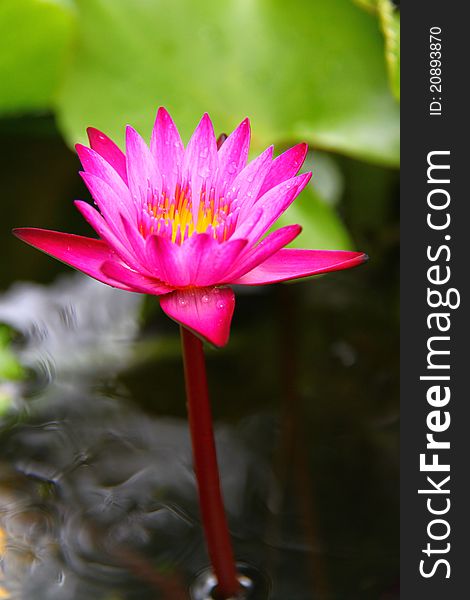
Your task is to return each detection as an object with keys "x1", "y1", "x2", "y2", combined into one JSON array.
[{"x1": 180, "y1": 326, "x2": 240, "y2": 599}]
